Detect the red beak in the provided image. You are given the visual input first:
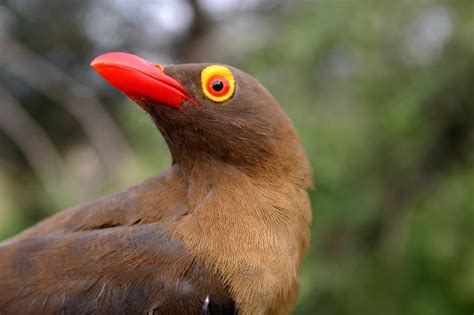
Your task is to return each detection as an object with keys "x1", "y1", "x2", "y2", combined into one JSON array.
[{"x1": 91, "y1": 52, "x2": 196, "y2": 108}]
